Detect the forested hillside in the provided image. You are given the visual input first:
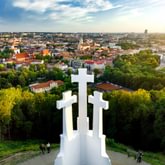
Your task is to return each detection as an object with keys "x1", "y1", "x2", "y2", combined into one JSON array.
[
  {"x1": 0, "y1": 87, "x2": 165, "y2": 152},
  {"x1": 103, "y1": 89, "x2": 165, "y2": 152},
  {"x1": 102, "y1": 50, "x2": 165, "y2": 90}
]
